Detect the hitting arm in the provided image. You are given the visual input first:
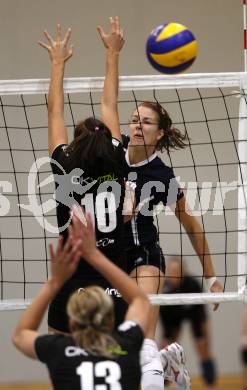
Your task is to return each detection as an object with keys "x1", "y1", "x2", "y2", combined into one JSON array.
[{"x1": 39, "y1": 24, "x2": 73, "y2": 155}]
